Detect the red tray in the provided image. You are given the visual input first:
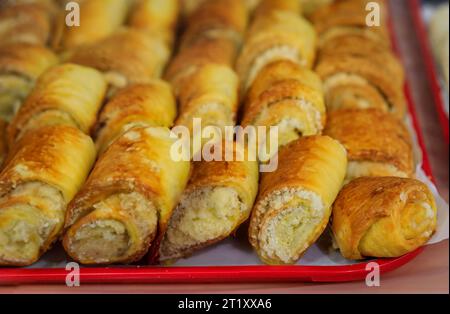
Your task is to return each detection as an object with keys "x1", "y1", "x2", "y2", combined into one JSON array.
[
  {"x1": 0, "y1": 1, "x2": 436, "y2": 285},
  {"x1": 409, "y1": 0, "x2": 449, "y2": 143}
]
